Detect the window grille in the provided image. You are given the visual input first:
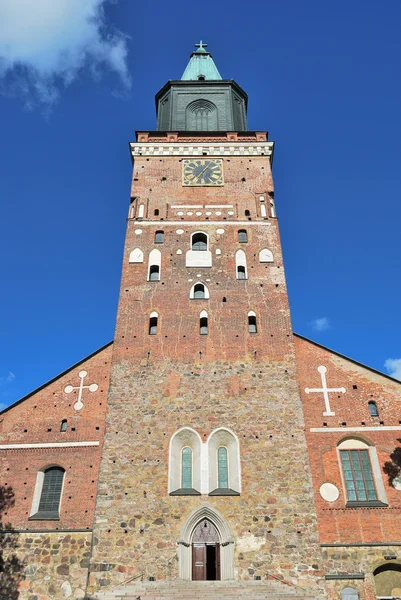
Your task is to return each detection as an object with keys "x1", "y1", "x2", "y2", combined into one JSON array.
[
  {"x1": 218, "y1": 447, "x2": 229, "y2": 489},
  {"x1": 38, "y1": 467, "x2": 64, "y2": 516},
  {"x1": 181, "y1": 447, "x2": 192, "y2": 488},
  {"x1": 340, "y1": 449, "x2": 377, "y2": 502}
]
